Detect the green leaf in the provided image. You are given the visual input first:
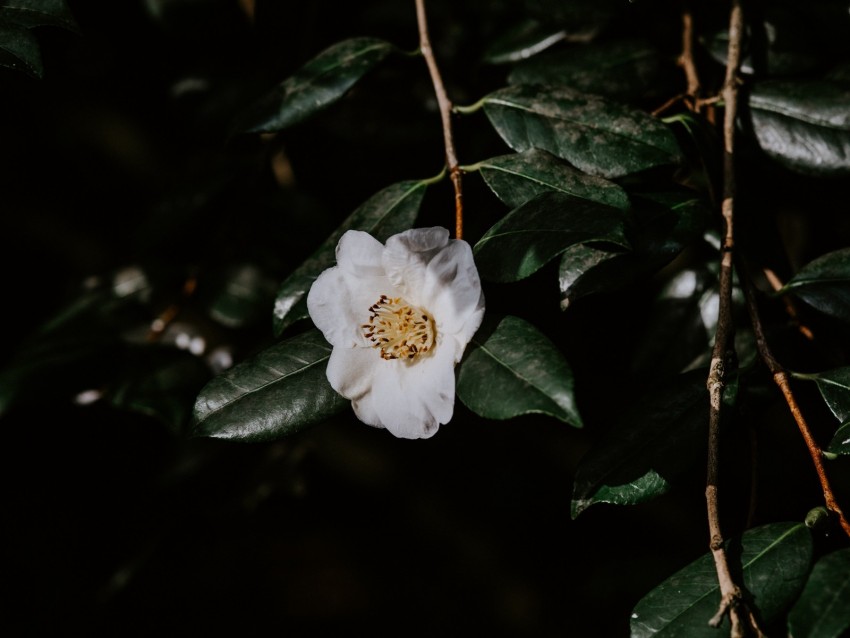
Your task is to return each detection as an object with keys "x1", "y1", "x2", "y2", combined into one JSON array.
[
  {"x1": 508, "y1": 38, "x2": 663, "y2": 103},
  {"x1": 559, "y1": 190, "x2": 707, "y2": 307},
  {"x1": 273, "y1": 180, "x2": 428, "y2": 336},
  {"x1": 473, "y1": 191, "x2": 629, "y2": 283},
  {"x1": 237, "y1": 37, "x2": 397, "y2": 134},
  {"x1": 482, "y1": 83, "x2": 682, "y2": 179},
  {"x1": 631, "y1": 522, "x2": 813, "y2": 638},
  {"x1": 827, "y1": 420, "x2": 850, "y2": 456},
  {"x1": 780, "y1": 248, "x2": 850, "y2": 321},
  {"x1": 482, "y1": 18, "x2": 568, "y2": 65},
  {"x1": 795, "y1": 366, "x2": 850, "y2": 422},
  {"x1": 0, "y1": 23, "x2": 42, "y2": 77},
  {"x1": 475, "y1": 148, "x2": 630, "y2": 210},
  {"x1": 788, "y1": 548, "x2": 850, "y2": 638},
  {"x1": 192, "y1": 329, "x2": 347, "y2": 442},
  {"x1": 0, "y1": 0, "x2": 77, "y2": 30},
  {"x1": 456, "y1": 315, "x2": 582, "y2": 426},
  {"x1": 748, "y1": 80, "x2": 850, "y2": 177},
  {"x1": 571, "y1": 370, "x2": 708, "y2": 518}
]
